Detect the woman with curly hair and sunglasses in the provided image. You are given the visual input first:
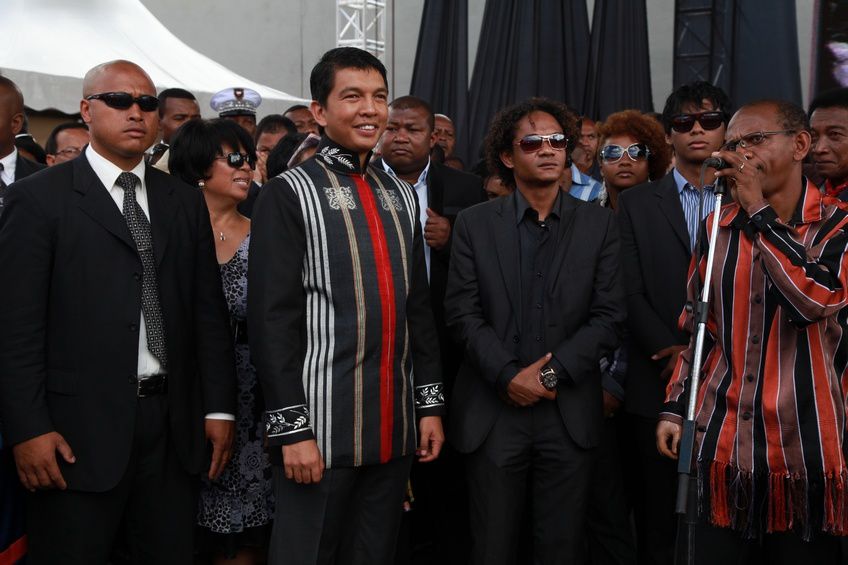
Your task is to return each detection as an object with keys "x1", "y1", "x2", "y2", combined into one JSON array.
[
  {"x1": 596, "y1": 110, "x2": 673, "y2": 209},
  {"x1": 169, "y1": 119, "x2": 273, "y2": 565}
]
